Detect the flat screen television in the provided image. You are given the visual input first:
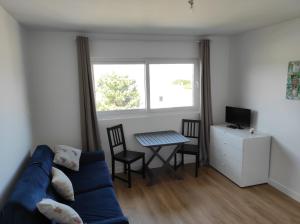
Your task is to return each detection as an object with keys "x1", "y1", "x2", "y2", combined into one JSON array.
[{"x1": 225, "y1": 106, "x2": 251, "y2": 129}]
